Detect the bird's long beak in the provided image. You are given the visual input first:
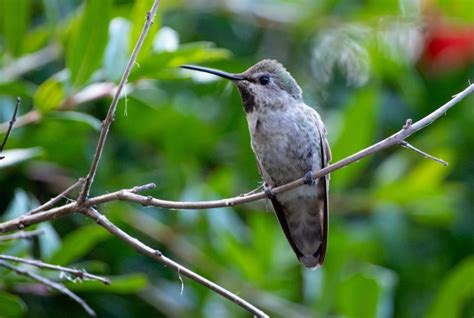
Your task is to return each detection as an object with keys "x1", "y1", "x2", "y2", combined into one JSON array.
[{"x1": 180, "y1": 65, "x2": 246, "y2": 81}]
